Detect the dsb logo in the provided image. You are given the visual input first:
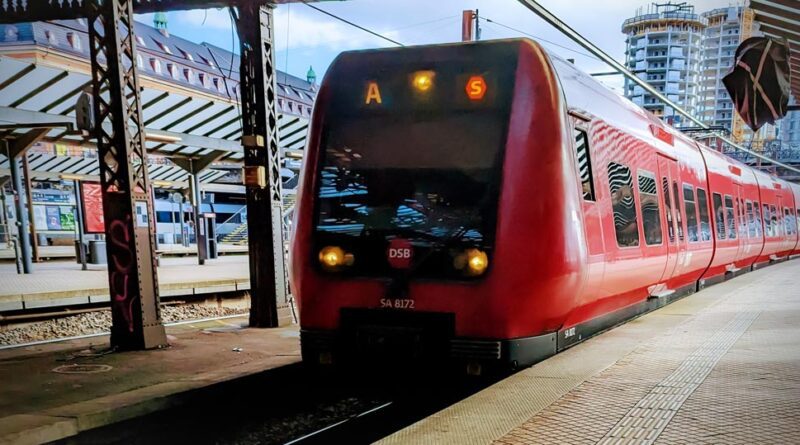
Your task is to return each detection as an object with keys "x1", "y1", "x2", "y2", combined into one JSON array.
[
  {"x1": 387, "y1": 238, "x2": 413, "y2": 269},
  {"x1": 388, "y1": 248, "x2": 412, "y2": 259}
]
